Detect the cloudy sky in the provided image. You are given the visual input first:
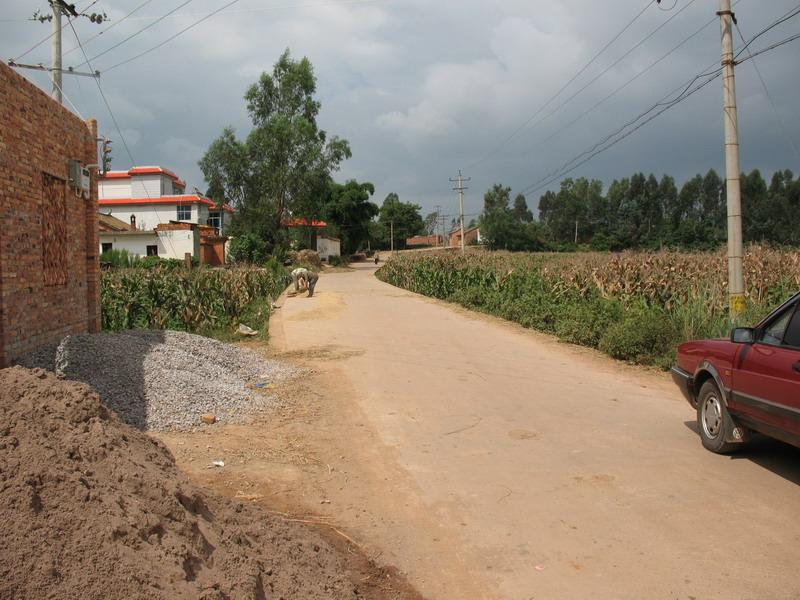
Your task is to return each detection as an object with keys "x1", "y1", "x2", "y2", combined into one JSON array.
[{"x1": 3, "y1": 0, "x2": 799, "y2": 219}]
